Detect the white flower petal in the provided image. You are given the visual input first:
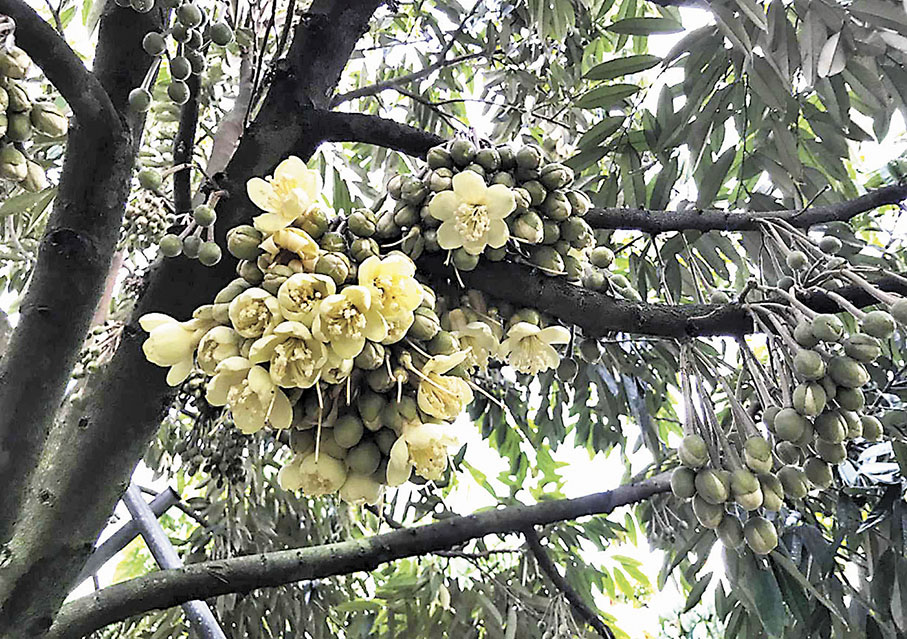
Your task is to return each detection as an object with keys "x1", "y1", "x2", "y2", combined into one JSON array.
[{"x1": 452, "y1": 170, "x2": 487, "y2": 204}]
